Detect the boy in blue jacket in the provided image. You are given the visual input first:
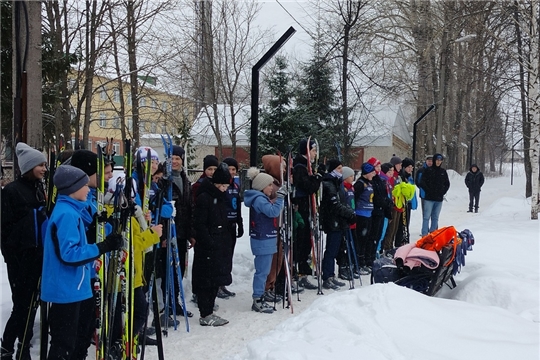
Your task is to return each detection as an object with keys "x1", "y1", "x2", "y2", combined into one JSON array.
[{"x1": 41, "y1": 165, "x2": 122, "y2": 360}]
